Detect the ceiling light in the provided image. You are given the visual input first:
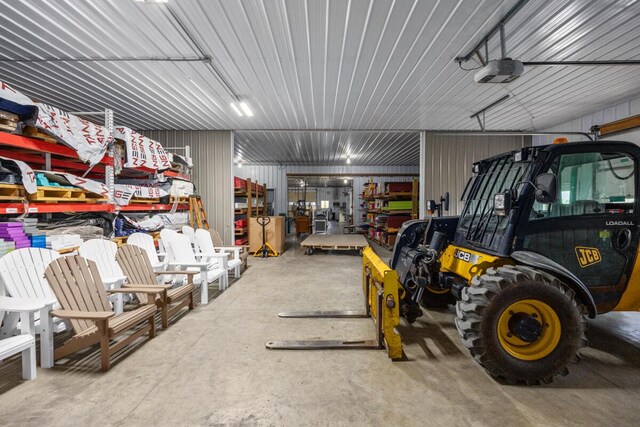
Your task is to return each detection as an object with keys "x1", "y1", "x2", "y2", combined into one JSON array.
[
  {"x1": 237, "y1": 162, "x2": 242, "y2": 168},
  {"x1": 346, "y1": 156, "x2": 351, "y2": 164},
  {"x1": 230, "y1": 103, "x2": 243, "y2": 116},
  {"x1": 239, "y1": 102, "x2": 253, "y2": 117},
  {"x1": 344, "y1": 178, "x2": 348, "y2": 184}
]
